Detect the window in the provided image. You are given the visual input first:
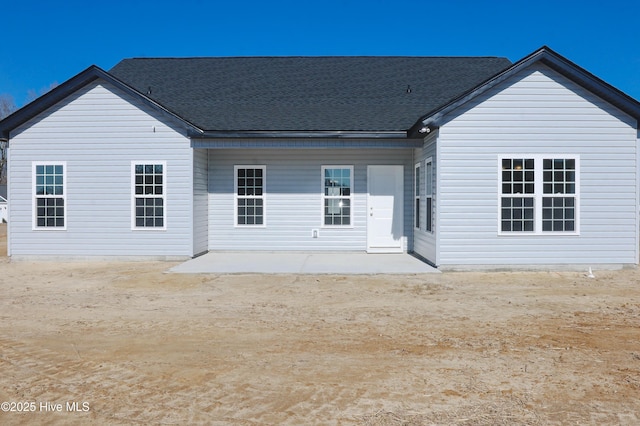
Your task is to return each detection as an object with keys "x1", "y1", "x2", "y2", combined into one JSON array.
[
  {"x1": 414, "y1": 163, "x2": 421, "y2": 229},
  {"x1": 133, "y1": 163, "x2": 166, "y2": 229},
  {"x1": 542, "y1": 158, "x2": 576, "y2": 232},
  {"x1": 500, "y1": 158, "x2": 535, "y2": 232},
  {"x1": 499, "y1": 156, "x2": 578, "y2": 234},
  {"x1": 235, "y1": 166, "x2": 265, "y2": 226},
  {"x1": 425, "y1": 158, "x2": 433, "y2": 233},
  {"x1": 322, "y1": 166, "x2": 353, "y2": 226},
  {"x1": 33, "y1": 162, "x2": 66, "y2": 229}
]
